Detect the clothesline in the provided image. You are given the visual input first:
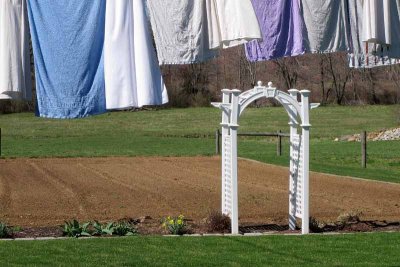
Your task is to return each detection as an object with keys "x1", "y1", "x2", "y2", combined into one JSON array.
[{"x1": 0, "y1": 0, "x2": 399, "y2": 119}]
